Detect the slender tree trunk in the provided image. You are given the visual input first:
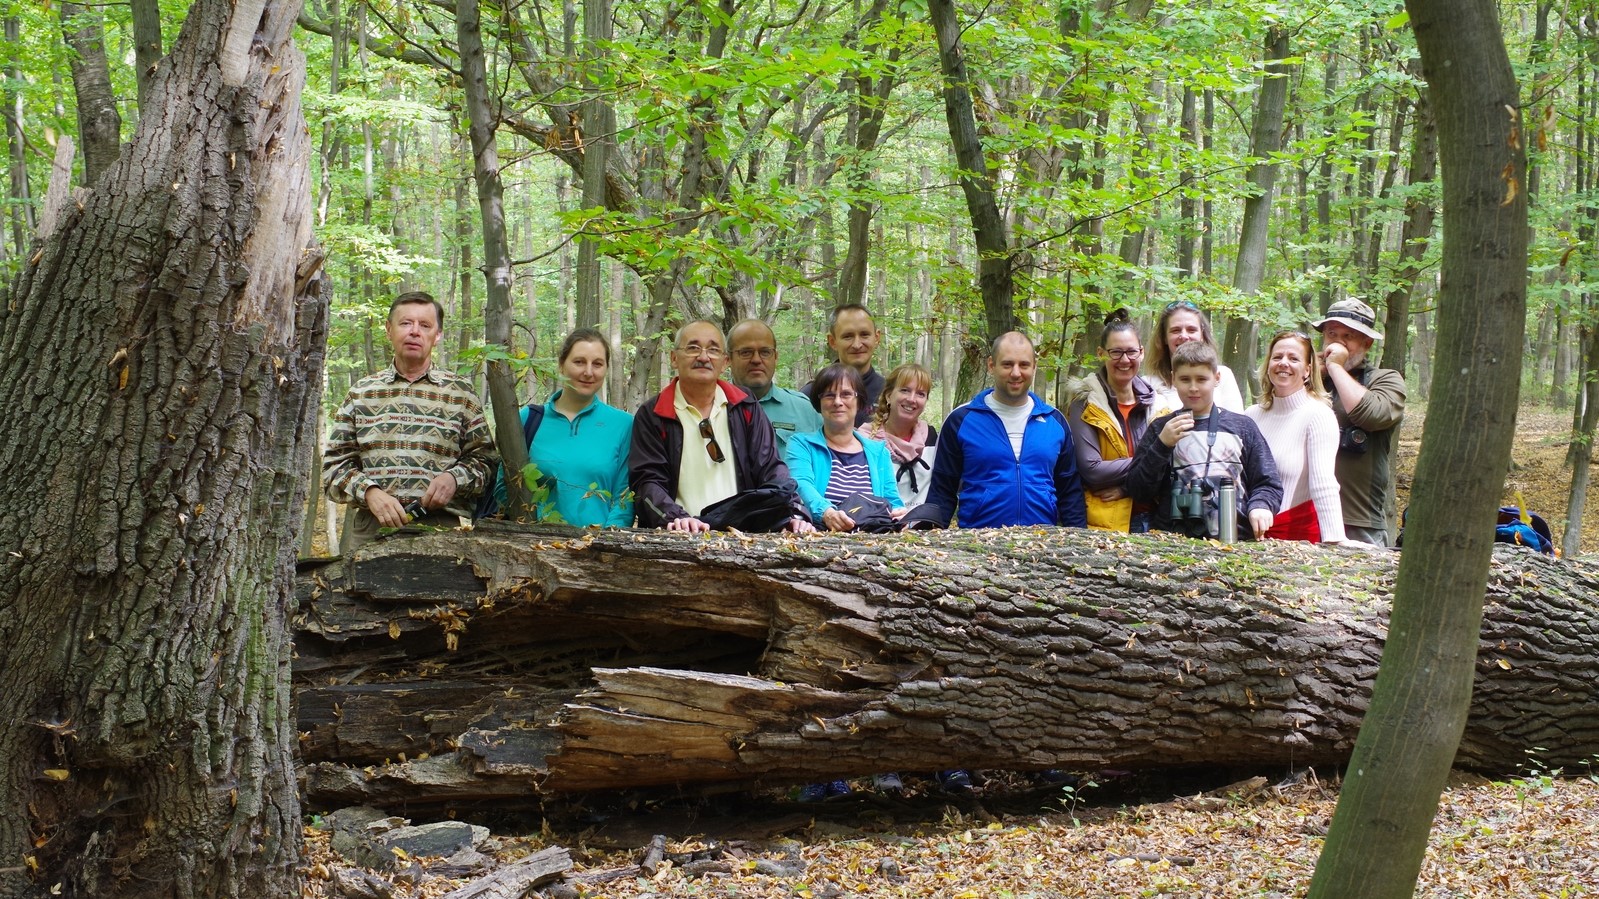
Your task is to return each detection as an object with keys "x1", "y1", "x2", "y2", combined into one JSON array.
[
  {"x1": 1177, "y1": 86, "x2": 1198, "y2": 277},
  {"x1": 574, "y1": 0, "x2": 612, "y2": 330},
  {"x1": 1553, "y1": 307, "x2": 1571, "y2": 407},
  {"x1": 0, "y1": 0, "x2": 325, "y2": 893},
  {"x1": 58, "y1": 1, "x2": 122, "y2": 184},
  {"x1": 836, "y1": 0, "x2": 898, "y2": 307},
  {"x1": 1563, "y1": 329, "x2": 1599, "y2": 559},
  {"x1": 2, "y1": 16, "x2": 30, "y2": 254},
  {"x1": 928, "y1": 0, "x2": 1015, "y2": 341},
  {"x1": 1379, "y1": 88, "x2": 1437, "y2": 375},
  {"x1": 1223, "y1": 26, "x2": 1291, "y2": 402},
  {"x1": 128, "y1": 0, "x2": 163, "y2": 110},
  {"x1": 1308, "y1": 2, "x2": 1527, "y2": 896},
  {"x1": 454, "y1": 157, "x2": 474, "y2": 363},
  {"x1": 456, "y1": 0, "x2": 530, "y2": 520}
]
